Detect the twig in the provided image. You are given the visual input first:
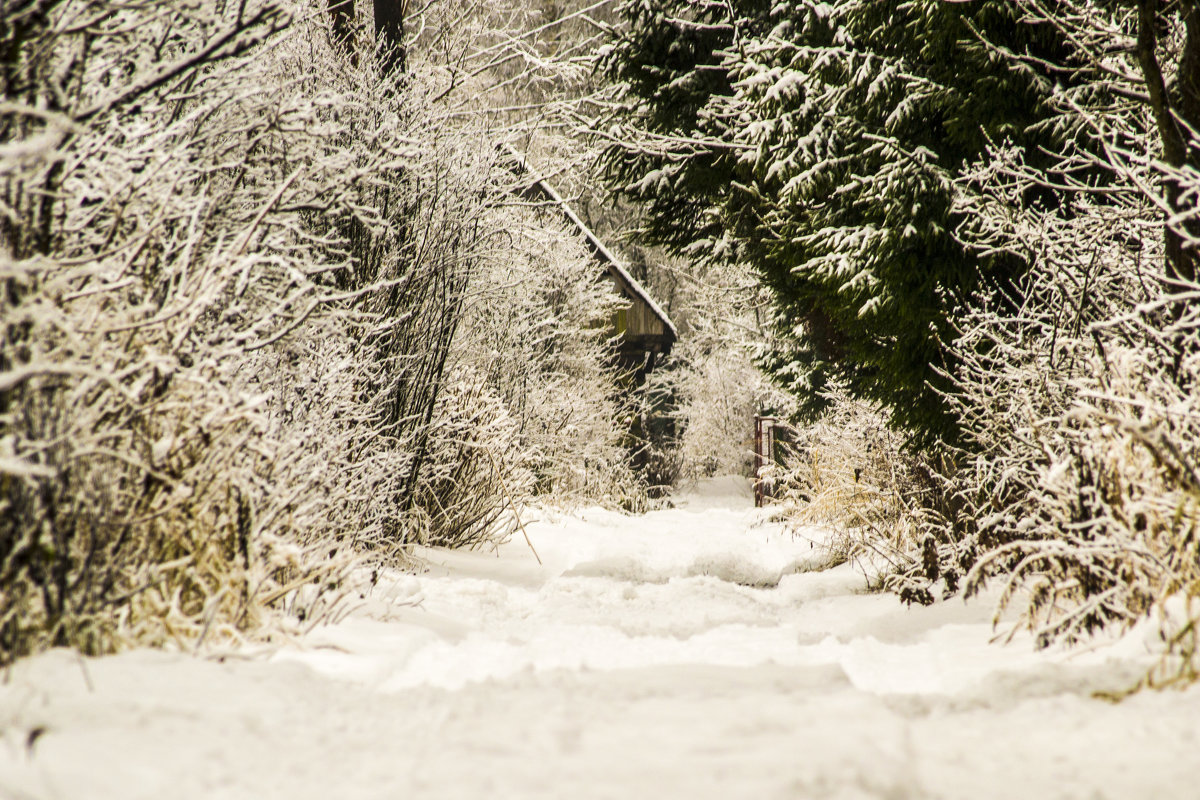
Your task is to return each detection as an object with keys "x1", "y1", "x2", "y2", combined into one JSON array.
[{"x1": 484, "y1": 448, "x2": 542, "y2": 565}]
